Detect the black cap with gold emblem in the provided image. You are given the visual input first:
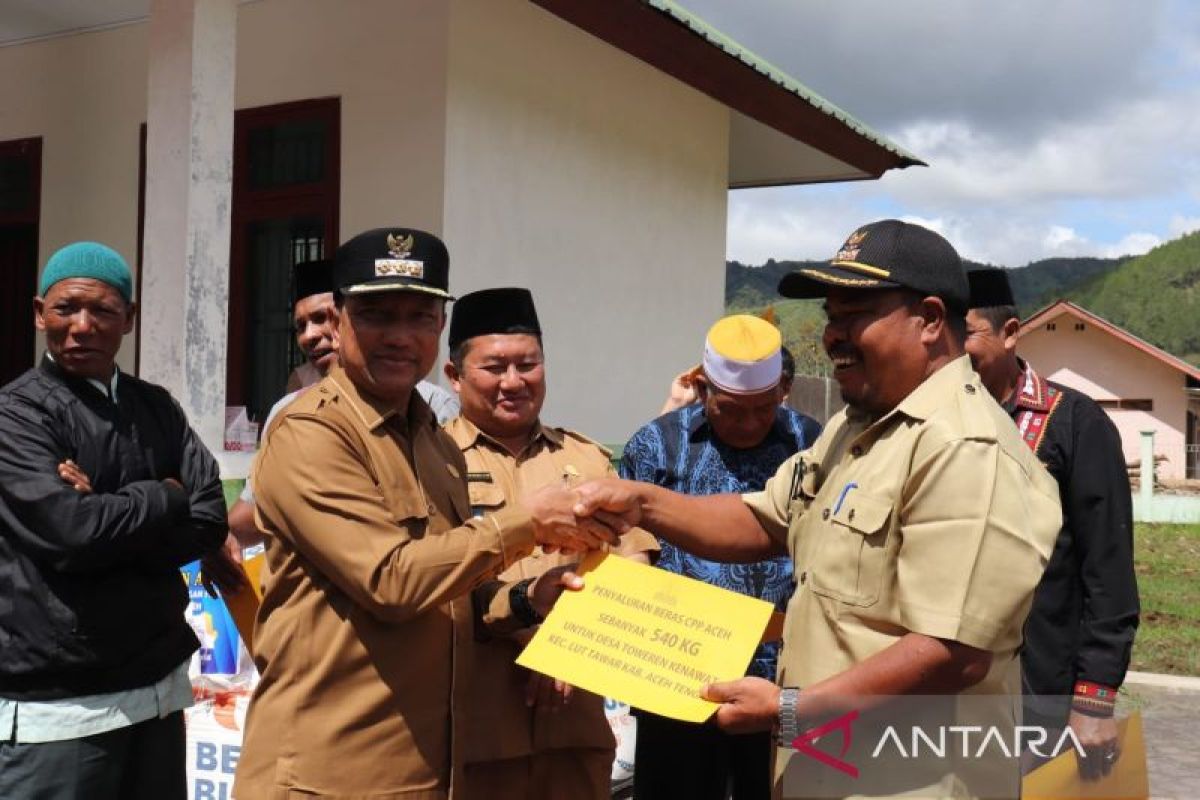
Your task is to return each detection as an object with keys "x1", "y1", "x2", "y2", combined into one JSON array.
[
  {"x1": 333, "y1": 227, "x2": 453, "y2": 299},
  {"x1": 777, "y1": 219, "x2": 968, "y2": 311}
]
